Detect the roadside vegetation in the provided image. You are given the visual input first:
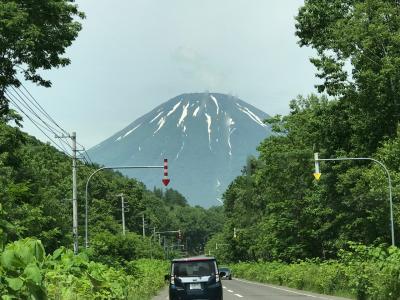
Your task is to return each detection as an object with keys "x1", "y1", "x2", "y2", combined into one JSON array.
[
  {"x1": 231, "y1": 243, "x2": 400, "y2": 300},
  {"x1": 206, "y1": 1, "x2": 400, "y2": 299},
  {"x1": 0, "y1": 235, "x2": 168, "y2": 299}
]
